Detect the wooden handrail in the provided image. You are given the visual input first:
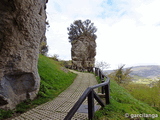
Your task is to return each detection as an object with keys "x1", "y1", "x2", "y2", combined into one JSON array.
[{"x1": 64, "y1": 67, "x2": 110, "y2": 120}]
